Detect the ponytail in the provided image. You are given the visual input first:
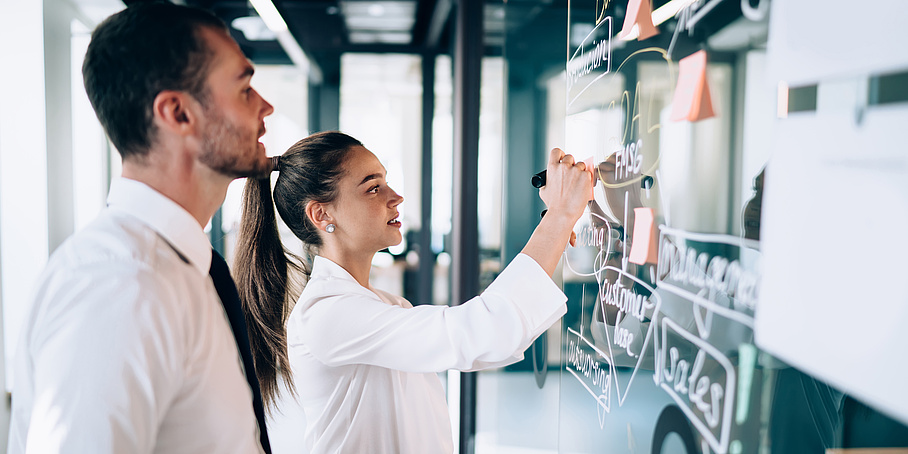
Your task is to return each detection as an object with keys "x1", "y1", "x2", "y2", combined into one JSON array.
[
  {"x1": 233, "y1": 175, "x2": 302, "y2": 410},
  {"x1": 233, "y1": 131, "x2": 363, "y2": 410}
]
